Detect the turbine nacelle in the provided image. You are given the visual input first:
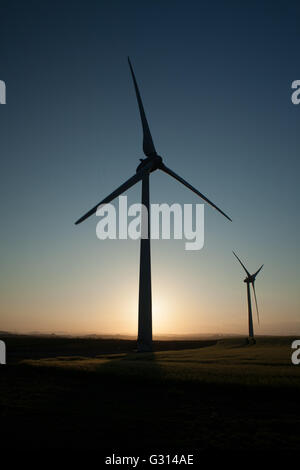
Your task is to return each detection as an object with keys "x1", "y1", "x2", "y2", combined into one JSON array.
[{"x1": 136, "y1": 154, "x2": 163, "y2": 173}]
